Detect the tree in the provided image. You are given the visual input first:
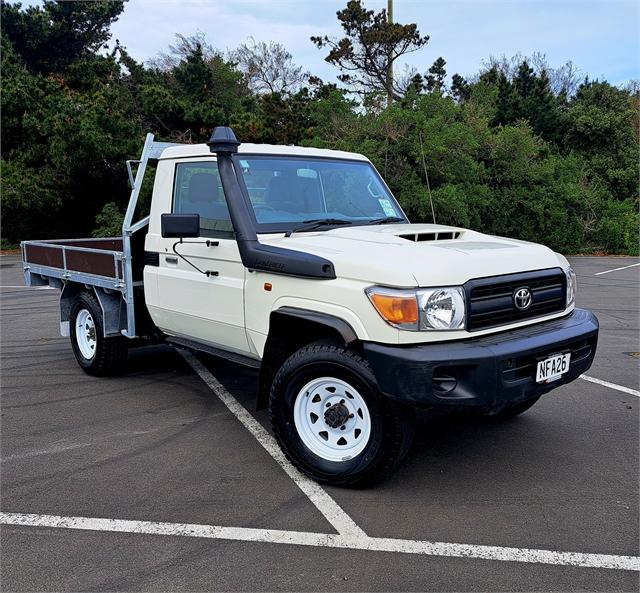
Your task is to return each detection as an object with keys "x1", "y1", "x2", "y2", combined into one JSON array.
[
  {"x1": 564, "y1": 80, "x2": 639, "y2": 202},
  {"x1": 311, "y1": 0, "x2": 429, "y2": 104},
  {"x1": 513, "y1": 60, "x2": 535, "y2": 102},
  {"x1": 527, "y1": 68, "x2": 560, "y2": 140},
  {"x1": 1, "y1": 0, "x2": 637, "y2": 256},
  {"x1": 1, "y1": 0, "x2": 125, "y2": 74},
  {"x1": 401, "y1": 72, "x2": 425, "y2": 107},
  {"x1": 493, "y1": 73, "x2": 515, "y2": 126},
  {"x1": 425, "y1": 57, "x2": 446, "y2": 94},
  {"x1": 147, "y1": 32, "x2": 216, "y2": 71},
  {"x1": 126, "y1": 35, "x2": 249, "y2": 141},
  {"x1": 489, "y1": 60, "x2": 561, "y2": 139},
  {"x1": 233, "y1": 37, "x2": 307, "y2": 95},
  {"x1": 481, "y1": 52, "x2": 582, "y2": 98},
  {"x1": 450, "y1": 73, "x2": 470, "y2": 102}
]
